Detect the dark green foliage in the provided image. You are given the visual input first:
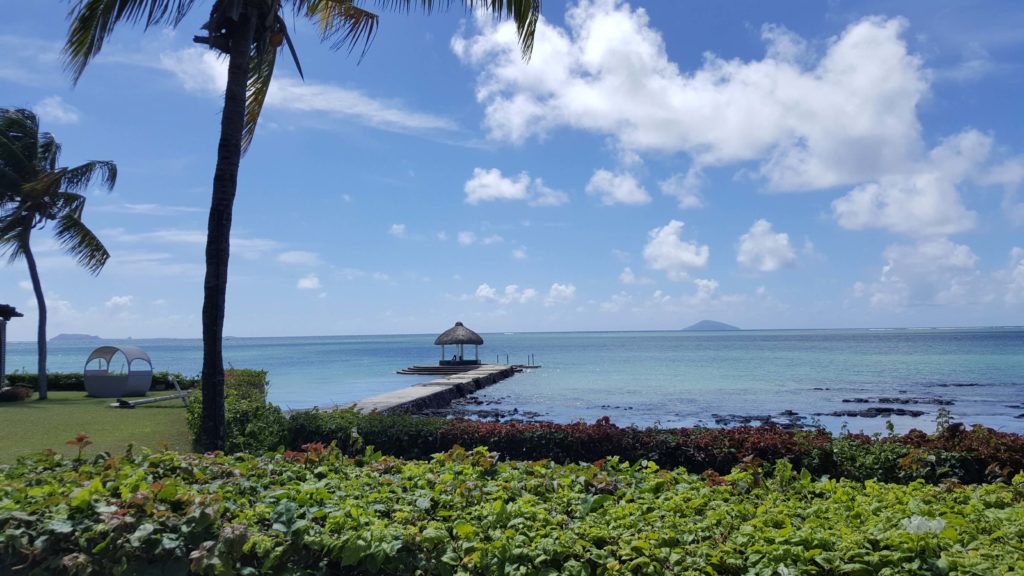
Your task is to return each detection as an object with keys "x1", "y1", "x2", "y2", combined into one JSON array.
[
  {"x1": 186, "y1": 369, "x2": 287, "y2": 454},
  {"x1": 283, "y1": 410, "x2": 1021, "y2": 484},
  {"x1": 6, "y1": 371, "x2": 199, "y2": 391},
  {"x1": 1, "y1": 446, "x2": 1023, "y2": 575}
]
